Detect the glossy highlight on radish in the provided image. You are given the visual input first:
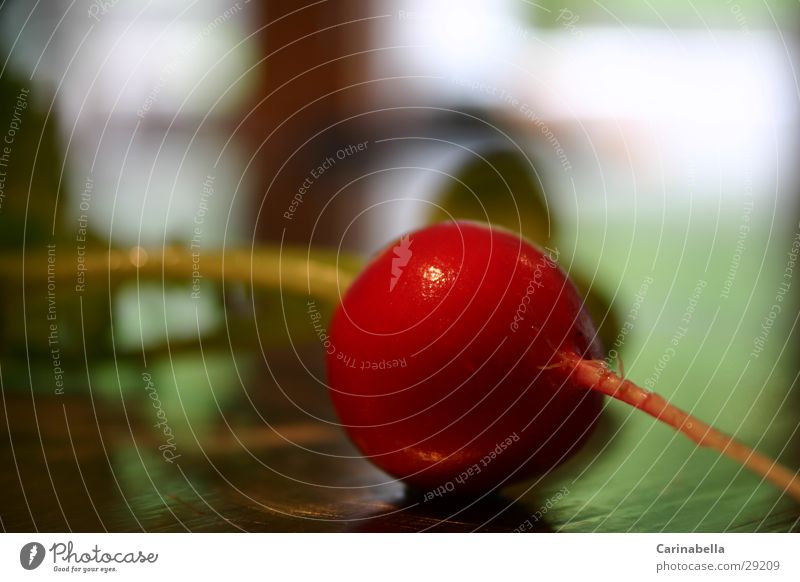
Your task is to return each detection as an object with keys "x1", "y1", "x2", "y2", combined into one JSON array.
[{"x1": 326, "y1": 221, "x2": 800, "y2": 500}]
